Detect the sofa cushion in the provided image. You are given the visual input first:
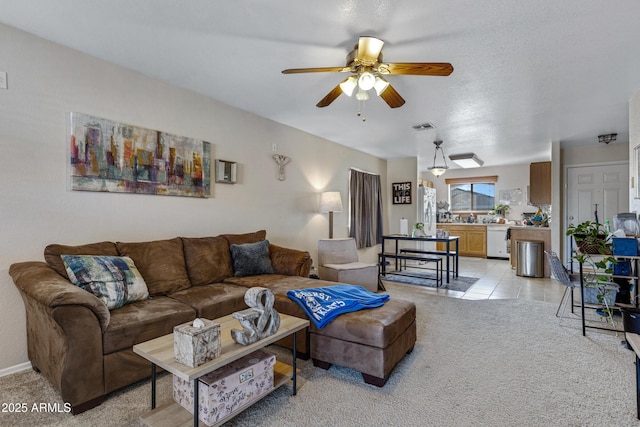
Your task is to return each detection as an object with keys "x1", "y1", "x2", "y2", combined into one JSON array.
[
  {"x1": 44, "y1": 241, "x2": 119, "y2": 279},
  {"x1": 116, "y1": 238, "x2": 191, "y2": 296},
  {"x1": 230, "y1": 240, "x2": 274, "y2": 277},
  {"x1": 181, "y1": 236, "x2": 233, "y2": 286},
  {"x1": 220, "y1": 230, "x2": 267, "y2": 246},
  {"x1": 61, "y1": 255, "x2": 149, "y2": 309},
  {"x1": 169, "y1": 283, "x2": 249, "y2": 319},
  {"x1": 103, "y1": 296, "x2": 195, "y2": 354},
  {"x1": 269, "y1": 244, "x2": 312, "y2": 277}
]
